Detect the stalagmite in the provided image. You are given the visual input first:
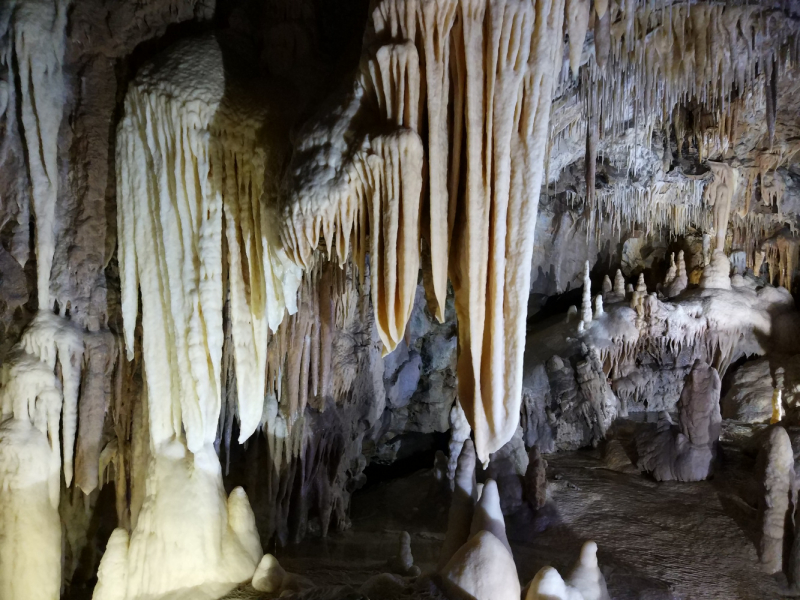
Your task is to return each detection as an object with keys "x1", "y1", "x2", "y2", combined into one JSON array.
[
  {"x1": 606, "y1": 270, "x2": 625, "y2": 303},
  {"x1": 526, "y1": 567, "x2": 585, "y2": 600},
  {"x1": 441, "y1": 476, "x2": 520, "y2": 600},
  {"x1": 441, "y1": 530, "x2": 520, "y2": 600},
  {"x1": 593, "y1": 295, "x2": 604, "y2": 318},
  {"x1": 601, "y1": 275, "x2": 612, "y2": 299},
  {"x1": 566, "y1": 305, "x2": 578, "y2": 323},
  {"x1": 526, "y1": 541, "x2": 608, "y2": 600},
  {"x1": 387, "y1": 531, "x2": 419, "y2": 576},
  {"x1": 0, "y1": 351, "x2": 63, "y2": 600},
  {"x1": 93, "y1": 443, "x2": 262, "y2": 600},
  {"x1": 756, "y1": 426, "x2": 794, "y2": 574},
  {"x1": 636, "y1": 360, "x2": 722, "y2": 482},
  {"x1": 448, "y1": 400, "x2": 472, "y2": 487},
  {"x1": 251, "y1": 554, "x2": 287, "y2": 594},
  {"x1": 469, "y1": 479, "x2": 511, "y2": 554},
  {"x1": 580, "y1": 260, "x2": 592, "y2": 326},
  {"x1": 566, "y1": 541, "x2": 610, "y2": 600},
  {"x1": 663, "y1": 253, "x2": 677, "y2": 288},
  {"x1": 700, "y1": 251, "x2": 732, "y2": 290},
  {"x1": 663, "y1": 251, "x2": 688, "y2": 298},
  {"x1": 439, "y1": 439, "x2": 477, "y2": 569},
  {"x1": 705, "y1": 162, "x2": 738, "y2": 253},
  {"x1": 524, "y1": 447, "x2": 547, "y2": 510}
]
